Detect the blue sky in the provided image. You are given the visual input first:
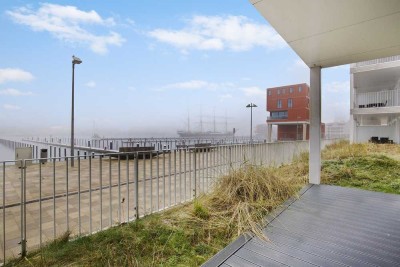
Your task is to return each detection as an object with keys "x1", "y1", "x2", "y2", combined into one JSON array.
[{"x1": 0, "y1": 0, "x2": 350, "y2": 137}]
